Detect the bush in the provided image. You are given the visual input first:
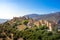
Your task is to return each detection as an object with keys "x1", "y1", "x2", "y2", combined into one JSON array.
[{"x1": 23, "y1": 20, "x2": 29, "y2": 25}]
